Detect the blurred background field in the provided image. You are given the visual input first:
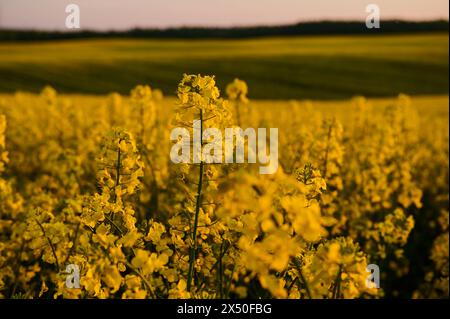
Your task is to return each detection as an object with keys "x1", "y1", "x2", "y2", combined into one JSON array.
[
  {"x1": 0, "y1": 32, "x2": 448, "y2": 99},
  {"x1": 2, "y1": 92, "x2": 448, "y2": 118}
]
